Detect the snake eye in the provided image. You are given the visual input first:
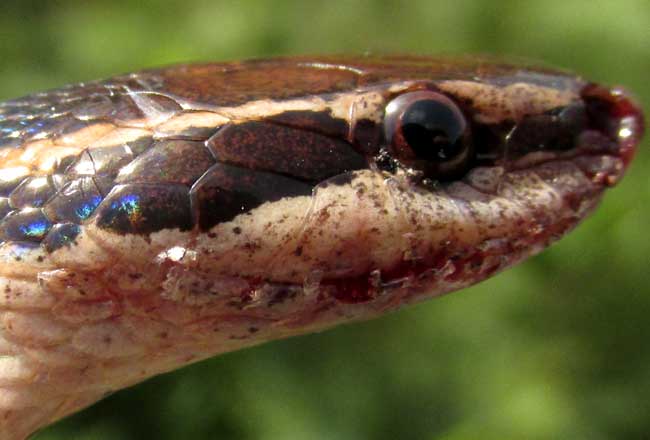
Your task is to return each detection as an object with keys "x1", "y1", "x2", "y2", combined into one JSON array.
[{"x1": 384, "y1": 90, "x2": 472, "y2": 179}]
